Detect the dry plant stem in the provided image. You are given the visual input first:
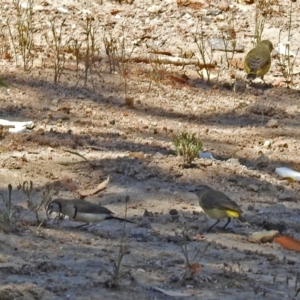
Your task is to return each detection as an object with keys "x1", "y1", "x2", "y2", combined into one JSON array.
[
  {"x1": 103, "y1": 26, "x2": 135, "y2": 96},
  {"x1": 278, "y1": 1, "x2": 298, "y2": 87},
  {"x1": 44, "y1": 17, "x2": 69, "y2": 84},
  {"x1": 7, "y1": 0, "x2": 35, "y2": 70},
  {"x1": 0, "y1": 25, "x2": 10, "y2": 60},
  {"x1": 75, "y1": 16, "x2": 103, "y2": 88},
  {"x1": 18, "y1": 0, "x2": 34, "y2": 71},
  {"x1": 193, "y1": 16, "x2": 215, "y2": 82},
  {"x1": 295, "y1": 272, "x2": 300, "y2": 296},
  {"x1": 175, "y1": 226, "x2": 210, "y2": 266},
  {"x1": 42, "y1": 186, "x2": 55, "y2": 226},
  {"x1": 118, "y1": 25, "x2": 136, "y2": 98},
  {"x1": 110, "y1": 196, "x2": 130, "y2": 288},
  {"x1": 254, "y1": 10, "x2": 264, "y2": 44},
  {"x1": 19, "y1": 181, "x2": 48, "y2": 224},
  {"x1": 70, "y1": 38, "x2": 83, "y2": 76},
  {"x1": 0, "y1": 184, "x2": 20, "y2": 231},
  {"x1": 7, "y1": 18, "x2": 18, "y2": 67},
  {"x1": 148, "y1": 55, "x2": 167, "y2": 91},
  {"x1": 103, "y1": 30, "x2": 118, "y2": 74},
  {"x1": 222, "y1": 13, "x2": 237, "y2": 69}
]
